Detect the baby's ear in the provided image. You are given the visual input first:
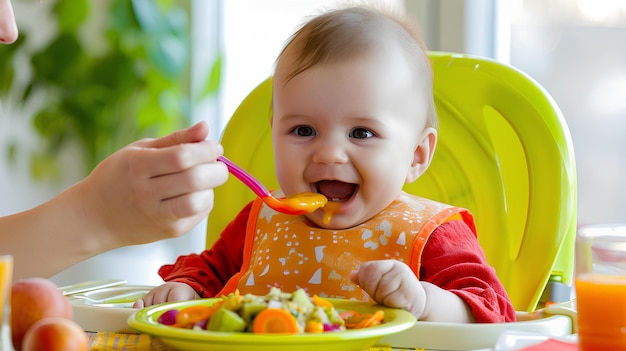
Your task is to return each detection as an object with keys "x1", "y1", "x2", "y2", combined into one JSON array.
[{"x1": 405, "y1": 128, "x2": 437, "y2": 183}]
